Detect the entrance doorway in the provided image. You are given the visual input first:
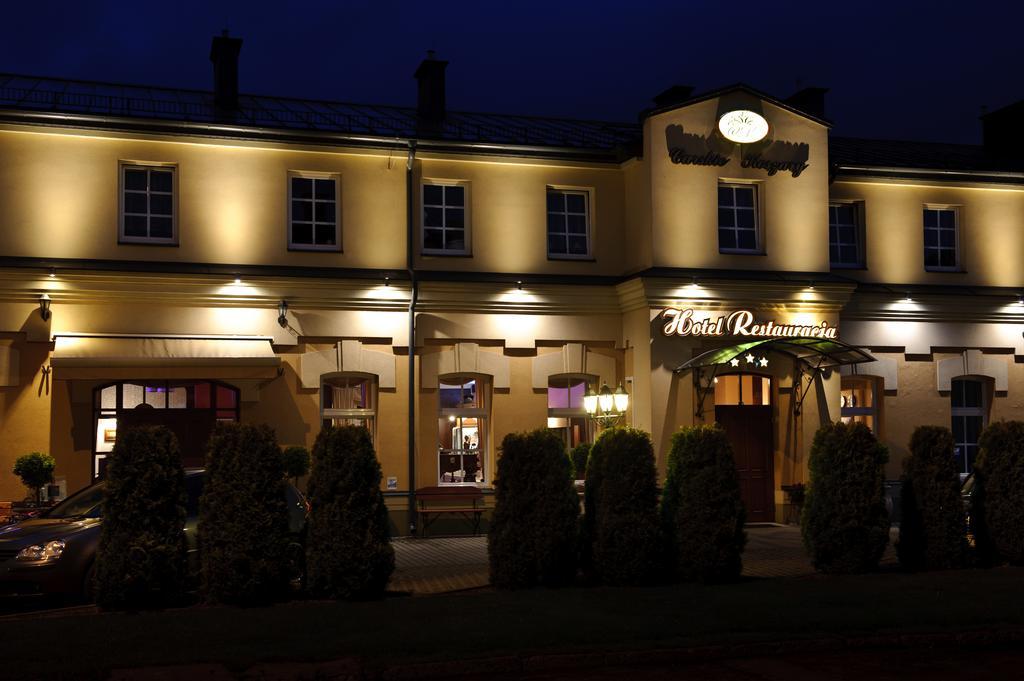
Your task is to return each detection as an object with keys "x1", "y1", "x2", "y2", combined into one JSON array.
[{"x1": 714, "y1": 374, "x2": 775, "y2": 523}]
